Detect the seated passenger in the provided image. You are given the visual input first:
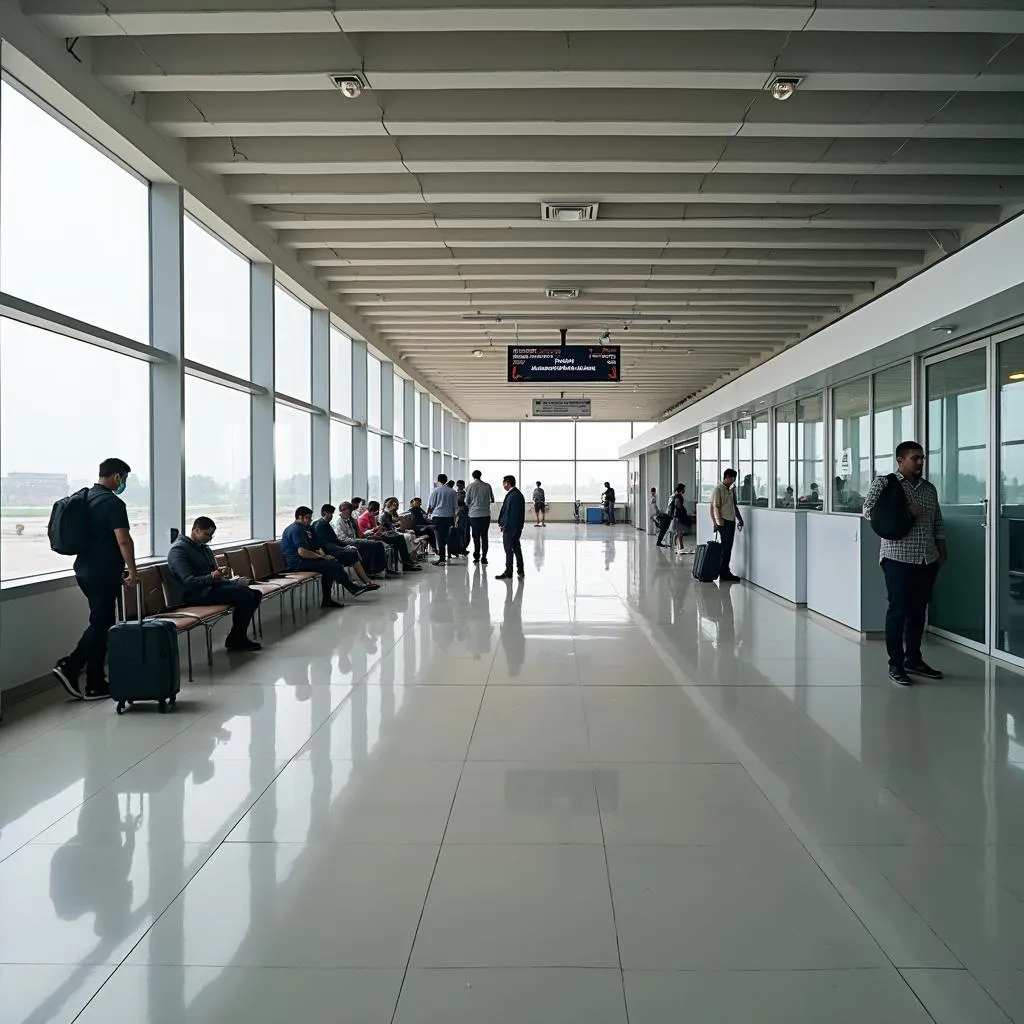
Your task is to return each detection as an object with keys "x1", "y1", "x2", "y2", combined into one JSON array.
[
  {"x1": 334, "y1": 502, "x2": 389, "y2": 575},
  {"x1": 312, "y1": 505, "x2": 380, "y2": 590},
  {"x1": 362, "y1": 500, "x2": 422, "y2": 571},
  {"x1": 281, "y1": 506, "x2": 371, "y2": 609},
  {"x1": 405, "y1": 496, "x2": 438, "y2": 554},
  {"x1": 167, "y1": 516, "x2": 262, "y2": 651},
  {"x1": 381, "y1": 497, "x2": 427, "y2": 560}
]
